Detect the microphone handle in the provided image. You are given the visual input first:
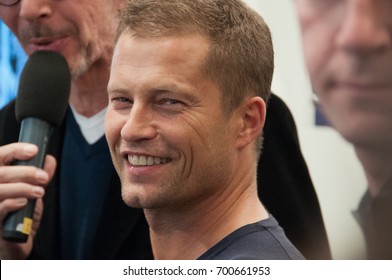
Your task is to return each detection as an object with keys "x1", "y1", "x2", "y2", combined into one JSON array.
[{"x1": 2, "y1": 118, "x2": 53, "y2": 243}]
